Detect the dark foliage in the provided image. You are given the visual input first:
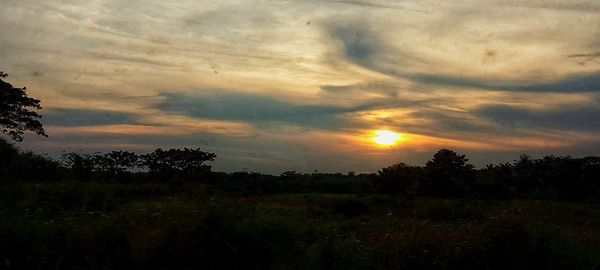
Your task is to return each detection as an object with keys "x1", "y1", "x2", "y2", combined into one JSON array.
[
  {"x1": 1, "y1": 182, "x2": 598, "y2": 270},
  {"x1": 61, "y1": 152, "x2": 98, "y2": 181},
  {"x1": 375, "y1": 162, "x2": 422, "y2": 195},
  {"x1": 1, "y1": 144, "x2": 600, "y2": 269},
  {"x1": 374, "y1": 149, "x2": 600, "y2": 200},
  {"x1": 330, "y1": 199, "x2": 370, "y2": 217},
  {"x1": 0, "y1": 138, "x2": 61, "y2": 182},
  {"x1": 3, "y1": 144, "x2": 600, "y2": 201},
  {"x1": 141, "y1": 148, "x2": 216, "y2": 181},
  {"x1": 97, "y1": 151, "x2": 139, "y2": 175},
  {"x1": 0, "y1": 71, "x2": 47, "y2": 141},
  {"x1": 422, "y1": 149, "x2": 475, "y2": 196}
]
